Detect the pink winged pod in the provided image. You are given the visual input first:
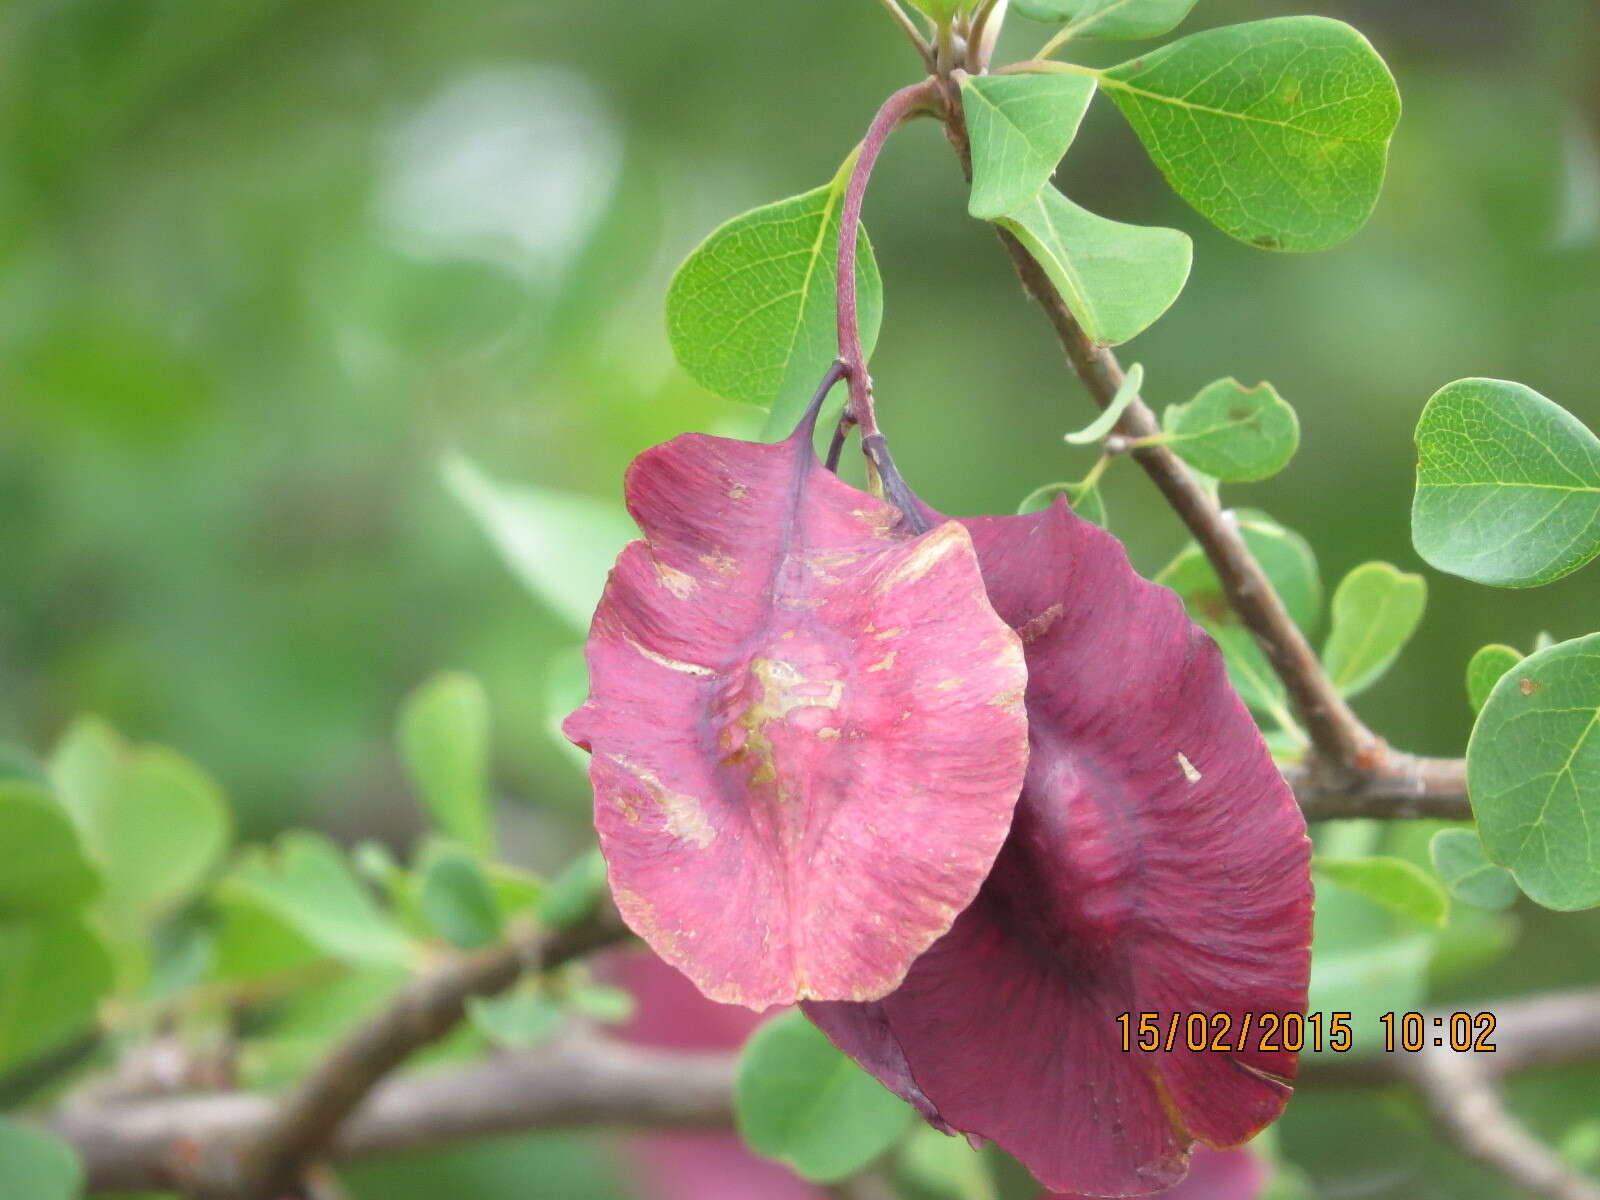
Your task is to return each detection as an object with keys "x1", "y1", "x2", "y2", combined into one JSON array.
[
  {"x1": 806, "y1": 499, "x2": 1313, "y2": 1197},
  {"x1": 563, "y1": 408, "x2": 1030, "y2": 1009}
]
